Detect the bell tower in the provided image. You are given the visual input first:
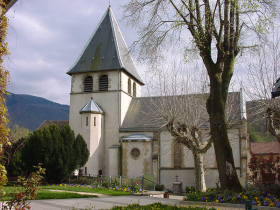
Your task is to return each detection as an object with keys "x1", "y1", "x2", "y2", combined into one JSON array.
[{"x1": 67, "y1": 6, "x2": 144, "y2": 176}]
